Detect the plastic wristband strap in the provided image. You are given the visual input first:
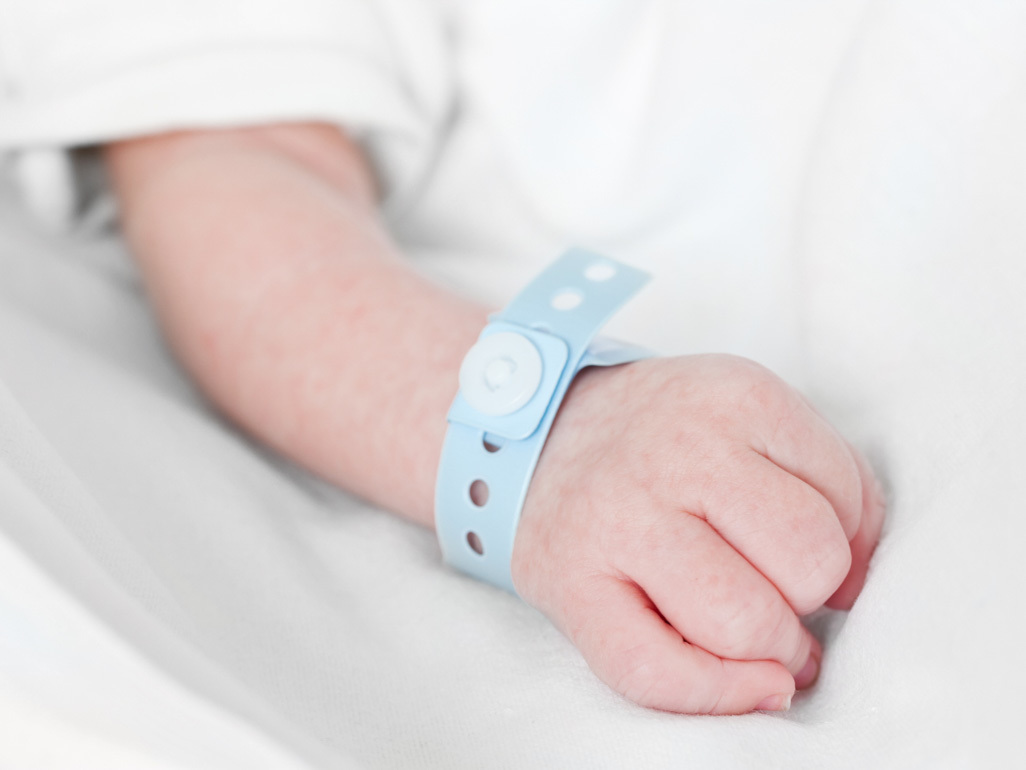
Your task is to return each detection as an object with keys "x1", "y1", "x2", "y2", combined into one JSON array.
[{"x1": 435, "y1": 249, "x2": 651, "y2": 594}]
